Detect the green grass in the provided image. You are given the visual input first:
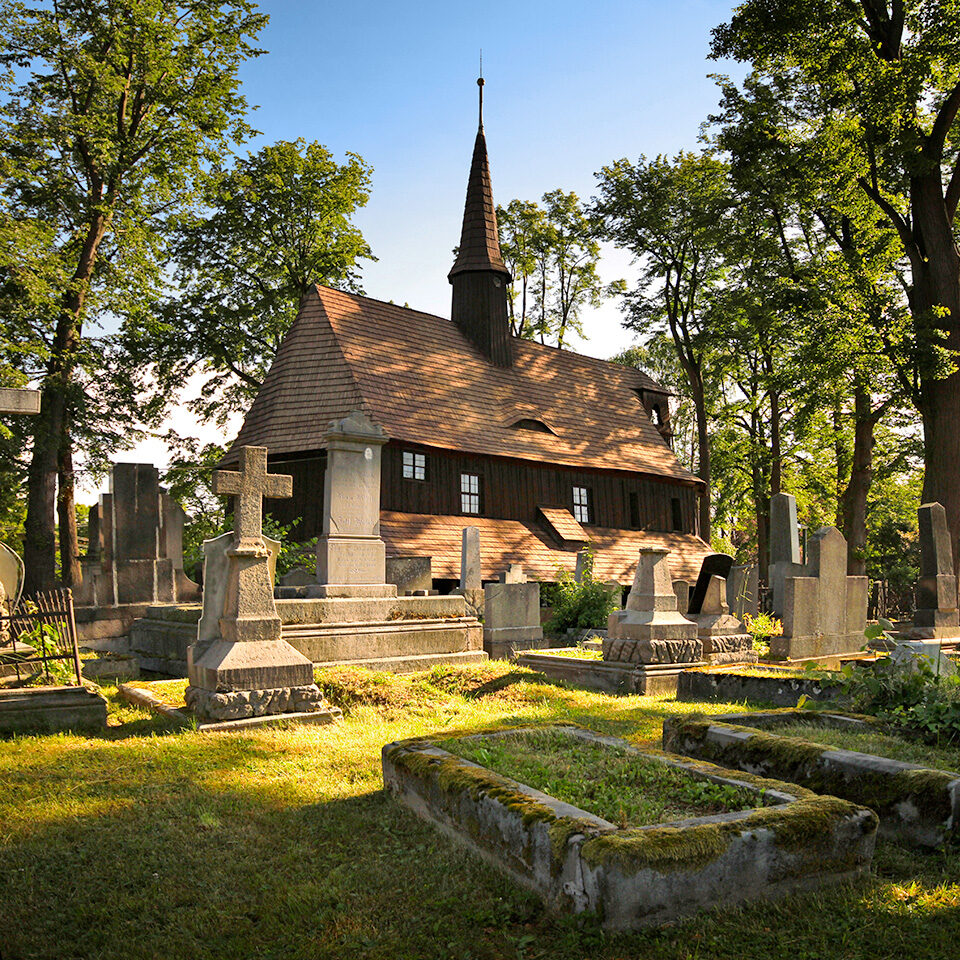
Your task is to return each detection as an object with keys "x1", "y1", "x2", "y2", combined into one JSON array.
[
  {"x1": 539, "y1": 646, "x2": 603, "y2": 659},
  {"x1": 767, "y1": 720, "x2": 960, "y2": 773},
  {"x1": 442, "y1": 727, "x2": 766, "y2": 827},
  {"x1": 0, "y1": 661, "x2": 958, "y2": 959}
]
